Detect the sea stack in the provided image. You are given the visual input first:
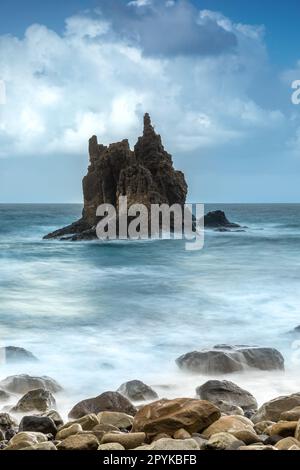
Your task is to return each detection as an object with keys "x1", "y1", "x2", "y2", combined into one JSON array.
[{"x1": 44, "y1": 113, "x2": 188, "y2": 240}]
